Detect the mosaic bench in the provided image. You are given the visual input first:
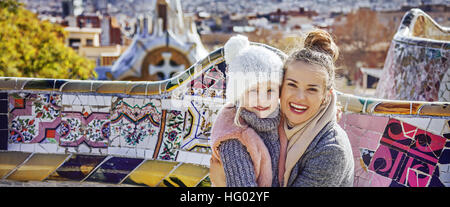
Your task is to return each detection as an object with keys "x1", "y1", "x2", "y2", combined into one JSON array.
[{"x1": 0, "y1": 9, "x2": 449, "y2": 187}]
